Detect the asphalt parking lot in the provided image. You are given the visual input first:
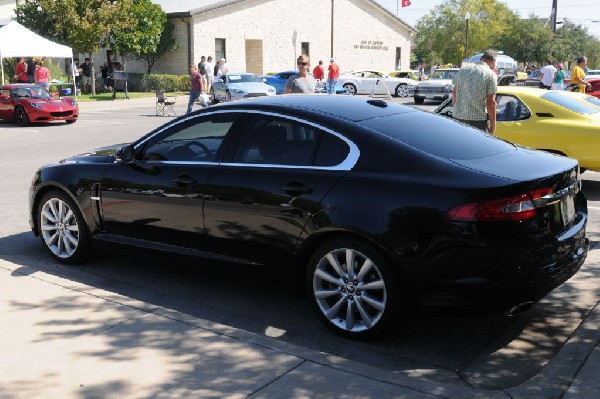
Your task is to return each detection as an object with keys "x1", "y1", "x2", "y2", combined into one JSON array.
[{"x1": 1, "y1": 95, "x2": 599, "y2": 397}]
